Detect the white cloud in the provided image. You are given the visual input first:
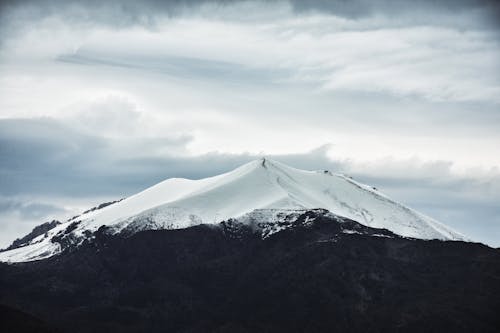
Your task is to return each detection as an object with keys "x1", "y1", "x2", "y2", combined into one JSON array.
[{"x1": 2, "y1": 2, "x2": 499, "y2": 102}]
